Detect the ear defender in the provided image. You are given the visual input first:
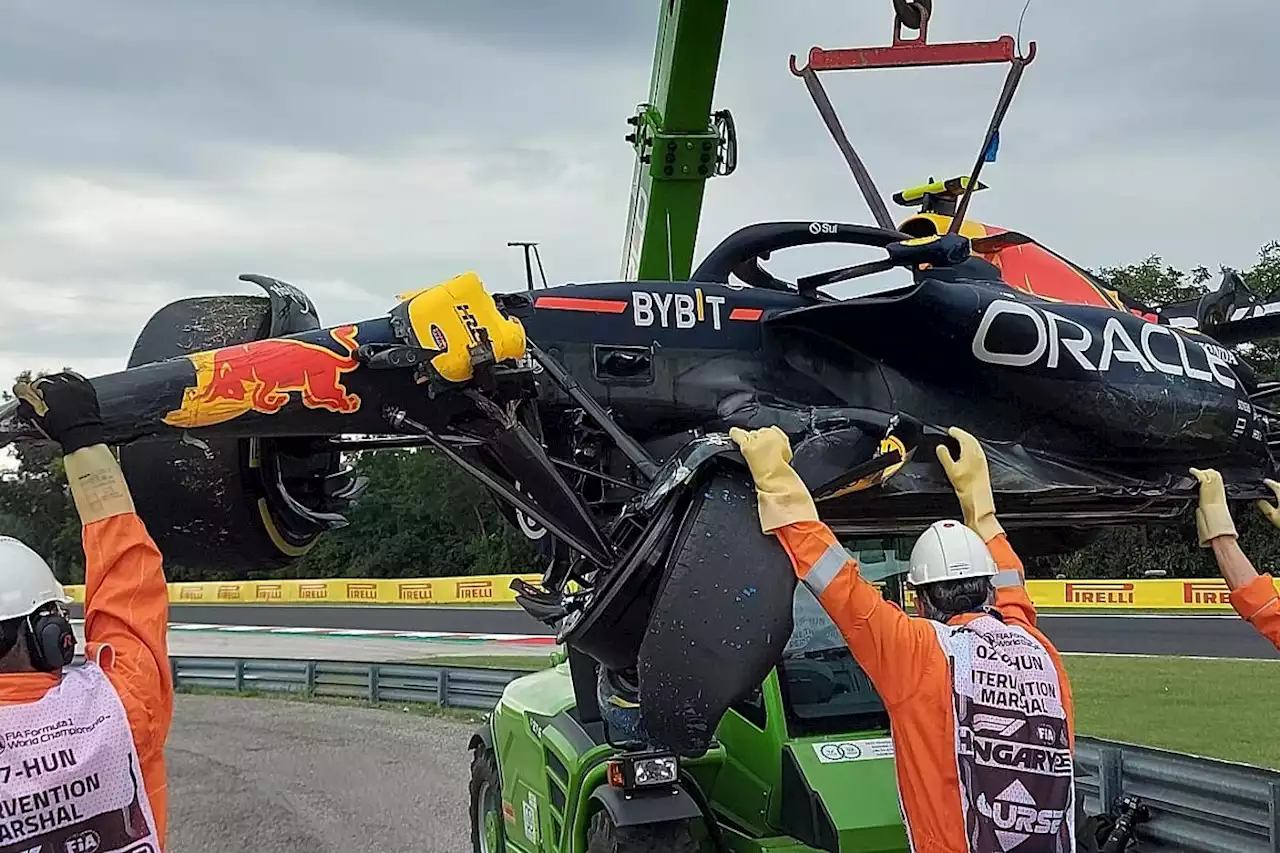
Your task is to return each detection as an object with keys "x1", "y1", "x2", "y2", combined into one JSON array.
[{"x1": 26, "y1": 608, "x2": 76, "y2": 672}]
